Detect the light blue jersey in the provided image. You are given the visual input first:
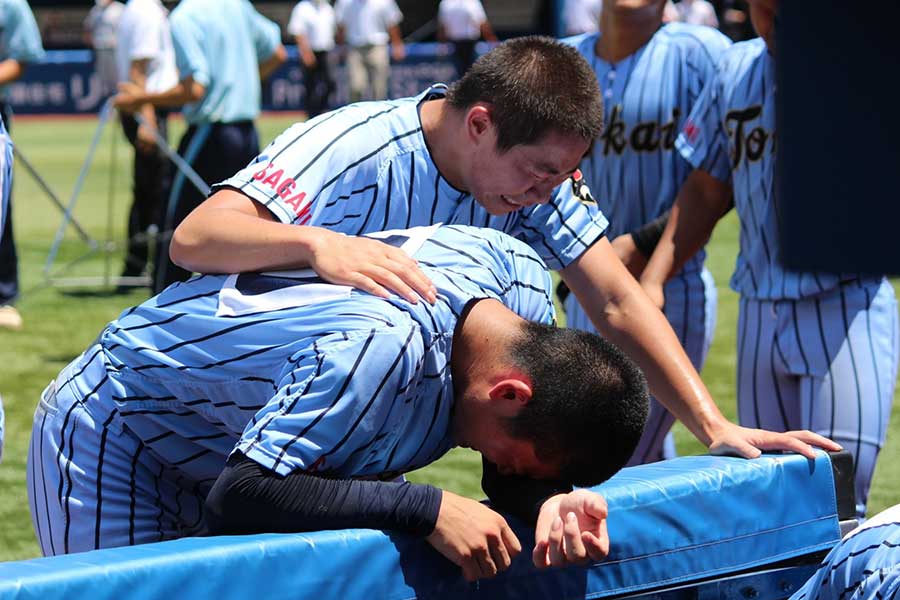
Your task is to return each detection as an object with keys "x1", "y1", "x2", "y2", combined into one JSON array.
[
  {"x1": 0, "y1": 115, "x2": 10, "y2": 239},
  {"x1": 0, "y1": 0, "x2": 45, "y2": 98},
  {"x1": 563, "y1": 24, "x2": 730, "y2": 271},
  {"x1": 677, "y1": 39, "x2": 898, "y2": 519},
  {"x1": 560, "y1": 24, "x2": 730, "y2": 465},
  {"x1": 217, "y1": 86, "x2": 610, "y2": 271},
  {"x1": 27, "y1": 225, "x2": 555, "y2": 554},
  {"x1": 676, "y1": 38, "x2": 860, "y2": 301},
  {"x1": 169, "y1": 0, "x2": 281, "y2": 125},
  {"x1": 0, "y1": 108, "x2": 10, "y2": 461},
  {"x1": 790, "y1": 504, "x2": 900, "y2": 600}
]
